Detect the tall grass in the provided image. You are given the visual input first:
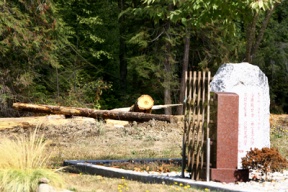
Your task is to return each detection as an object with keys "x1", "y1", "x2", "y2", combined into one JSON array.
[{"x1": 0, "y1": 128, "x2": 64, "y2": 192}]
